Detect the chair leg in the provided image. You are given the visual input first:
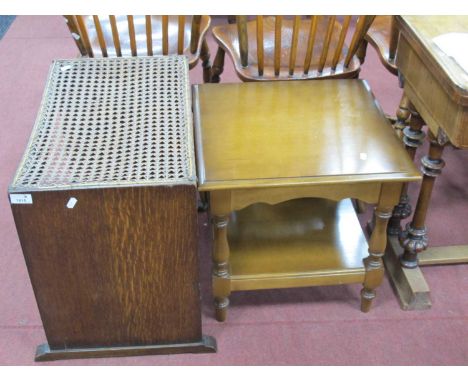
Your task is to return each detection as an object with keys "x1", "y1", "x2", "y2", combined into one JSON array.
[
  {"x1": 200, "y1": 39, "x2": 212, "y2": 83},
  {"x1": 211, "y1": 47, "x2": 226, "y2": 83},
  {"x1": 361, "y1": 204, "x2": 392, "y2": 312}
]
